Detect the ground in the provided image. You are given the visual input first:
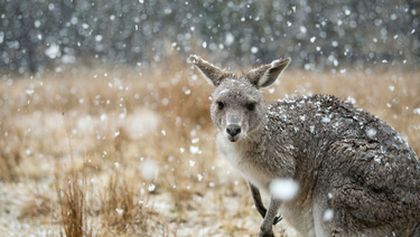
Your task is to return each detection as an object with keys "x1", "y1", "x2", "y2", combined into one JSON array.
[{"x1": 0, "y1": 62, "x2": 419, "y2": 237}]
